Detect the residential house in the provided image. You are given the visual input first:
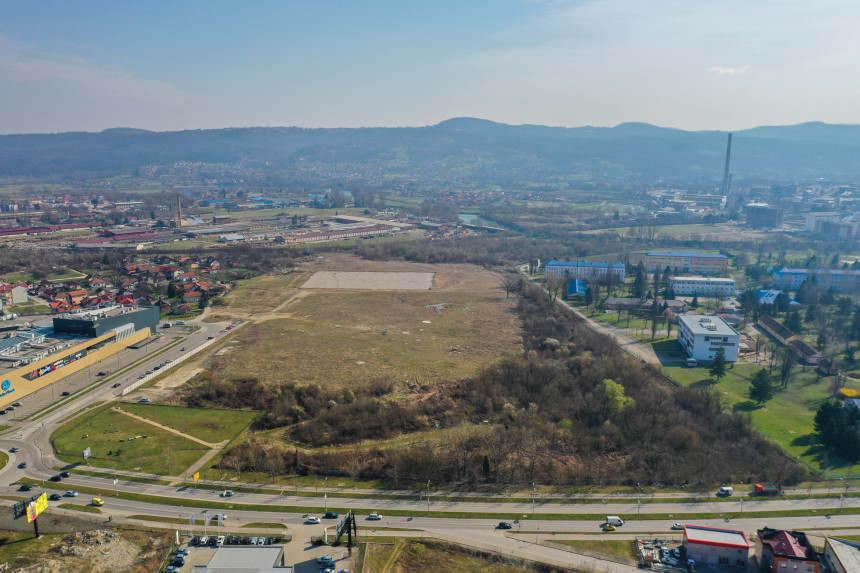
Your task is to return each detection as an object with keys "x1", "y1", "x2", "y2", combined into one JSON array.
[{"x1": 756, "y1": 528, "x2": 820, "y2": 573}]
